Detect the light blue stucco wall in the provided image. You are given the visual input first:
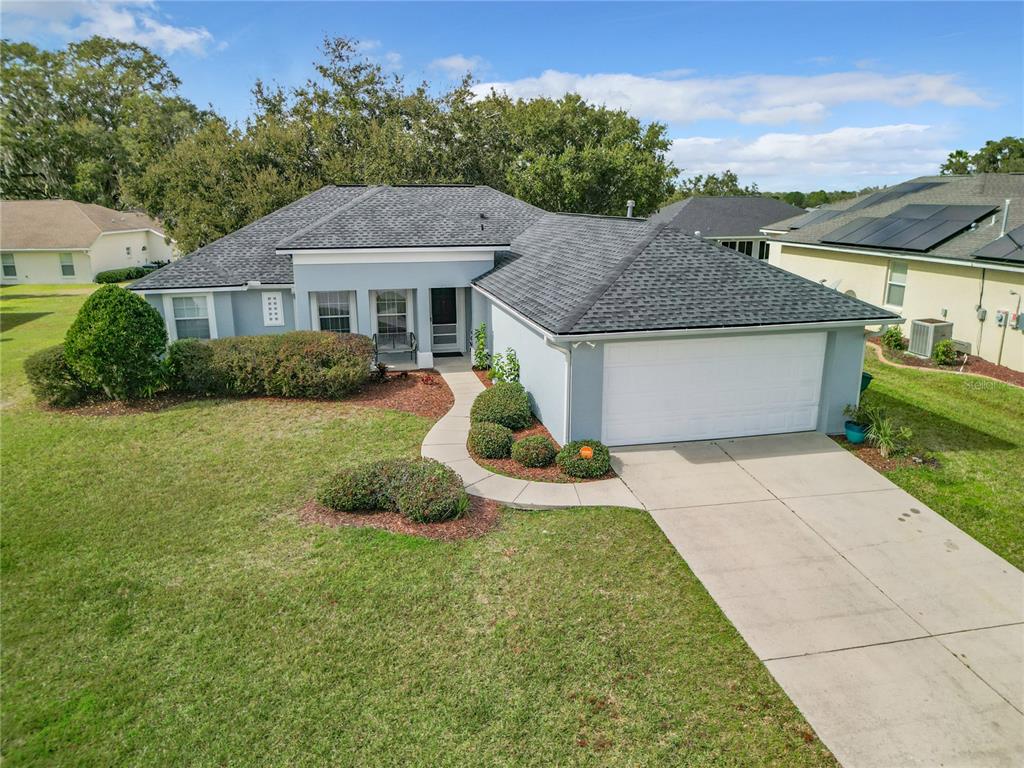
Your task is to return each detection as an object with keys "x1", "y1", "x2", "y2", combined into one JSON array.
[
  {"x1": 489, "y1": 302, "x2": 569, "y2": 445},
  {"x1": 292, "y1": 259, "x2": 492, "y2": 355},
  {"x1": 566, "y1": 326, "x2": 869, "y2": 443},
  {"x1": 230, "y1": 290, "x2": 296, "y2": 335}
]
